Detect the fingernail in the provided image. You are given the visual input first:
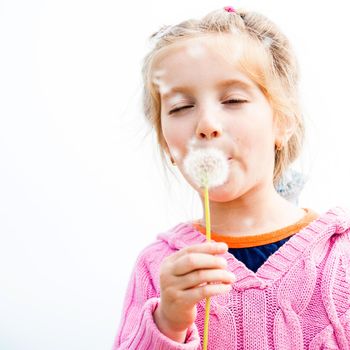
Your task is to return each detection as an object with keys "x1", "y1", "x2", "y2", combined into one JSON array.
[{"x1": 218, "y1": 243, "x2": 228, "y2": 250}]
